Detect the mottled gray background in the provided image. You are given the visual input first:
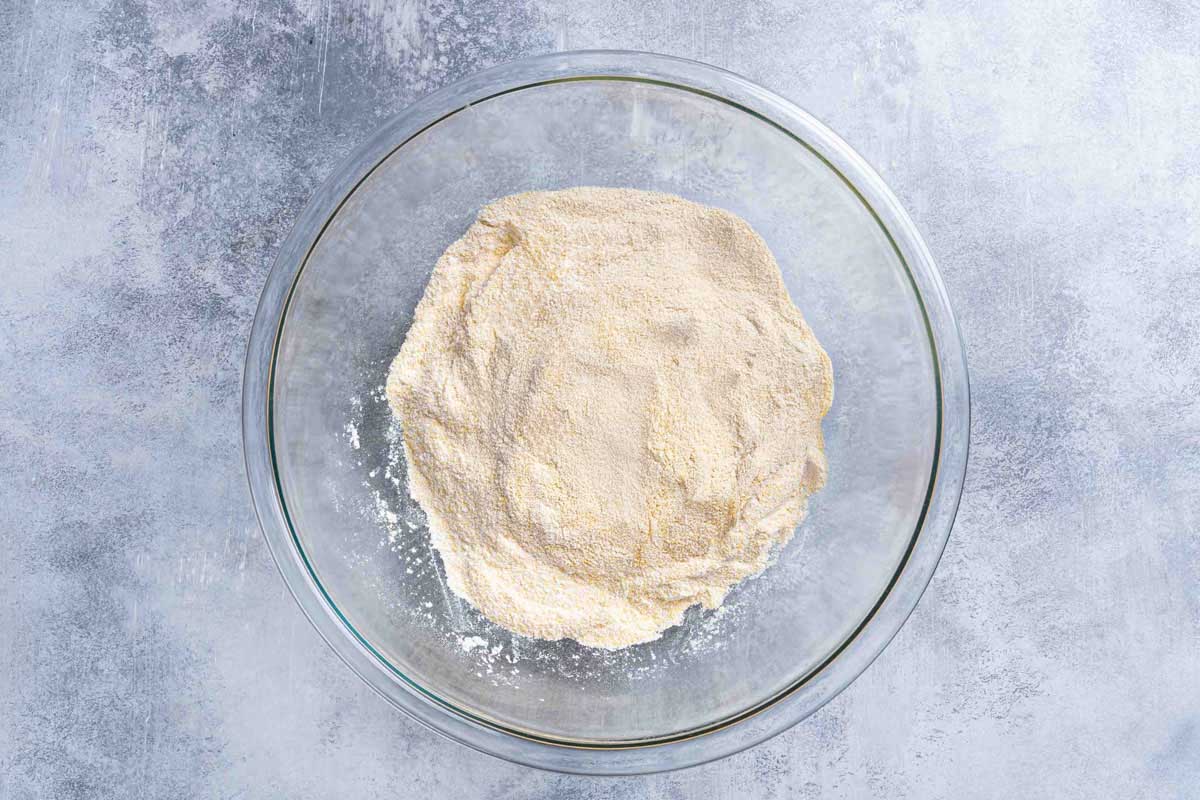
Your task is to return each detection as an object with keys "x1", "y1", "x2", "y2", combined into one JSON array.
[{"x1": 1, "y1": 0, "x2": 1198, "y2": 797}]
